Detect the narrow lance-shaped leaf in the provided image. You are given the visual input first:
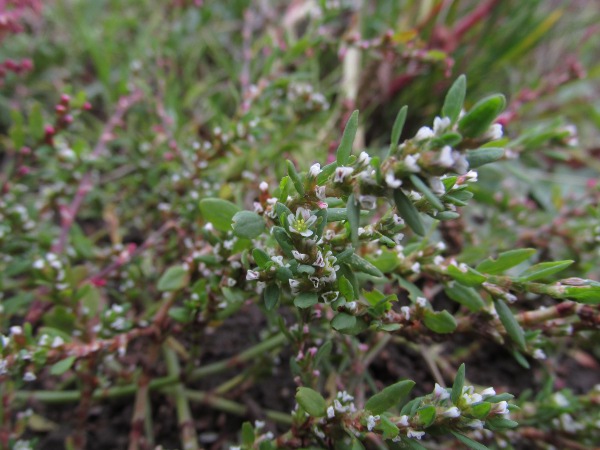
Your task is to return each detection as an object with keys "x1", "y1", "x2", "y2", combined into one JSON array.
[
  {"x1": 347, "y1": 194, "x2": 360, "y2": 246},
  {"x1": 393, "y1": 189, "x2": 425, "y2": 236},
  {"x1": 348, "y1": 253, "x2": 384, "y2": 278},
  {"x1": 458, "y1": 94, "x2": 506, "y2": 138},
  {"x1": 252, "y1": 248, "x2": 270, "y2": 268},
  {"x1": 410, "y1": 175, "x2": 444, "y2": 211},
  {"x1": 476, "y1": 248, "x2": 536, "y2": 274},
  {"x1": 264, "y1": 283, "x2": 280, "y2": 311},
  {"x1": 365, "y1": 380, "x2": 415, "y2": 414},
  {"x1": 517, "y1": 260, "x2": 574, "y2": 282},
  {"x1": 336, "y1": 110, "x2": 359, "y2": 166},
  {"x1": 466, "y1": 147, "x2": 504, "y2": 168},
  {"x1": 423, "y1": 309, "x2": 457, "y2": 333},
  {"x1": 444, "y1": 283, "x2": 485, "y2": 312},
  {"x1": 286, "y1": 160, "x2": 305, "y2": 196},
  {"x1": 388, "y1": 105, "x2": 408, "y2": 156},
  {"x1": 451, "y1": 363, "x2": 465, "y2": 405},
  {"x1": 442, "y1": 74, "x2": 467, "y2": 124},
  {"x1": 450, "y1": 431, "x2": 490, "y2": 450},
  {"x1": 494, "y1": 299, "x2": 526, "y2": 351}
]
